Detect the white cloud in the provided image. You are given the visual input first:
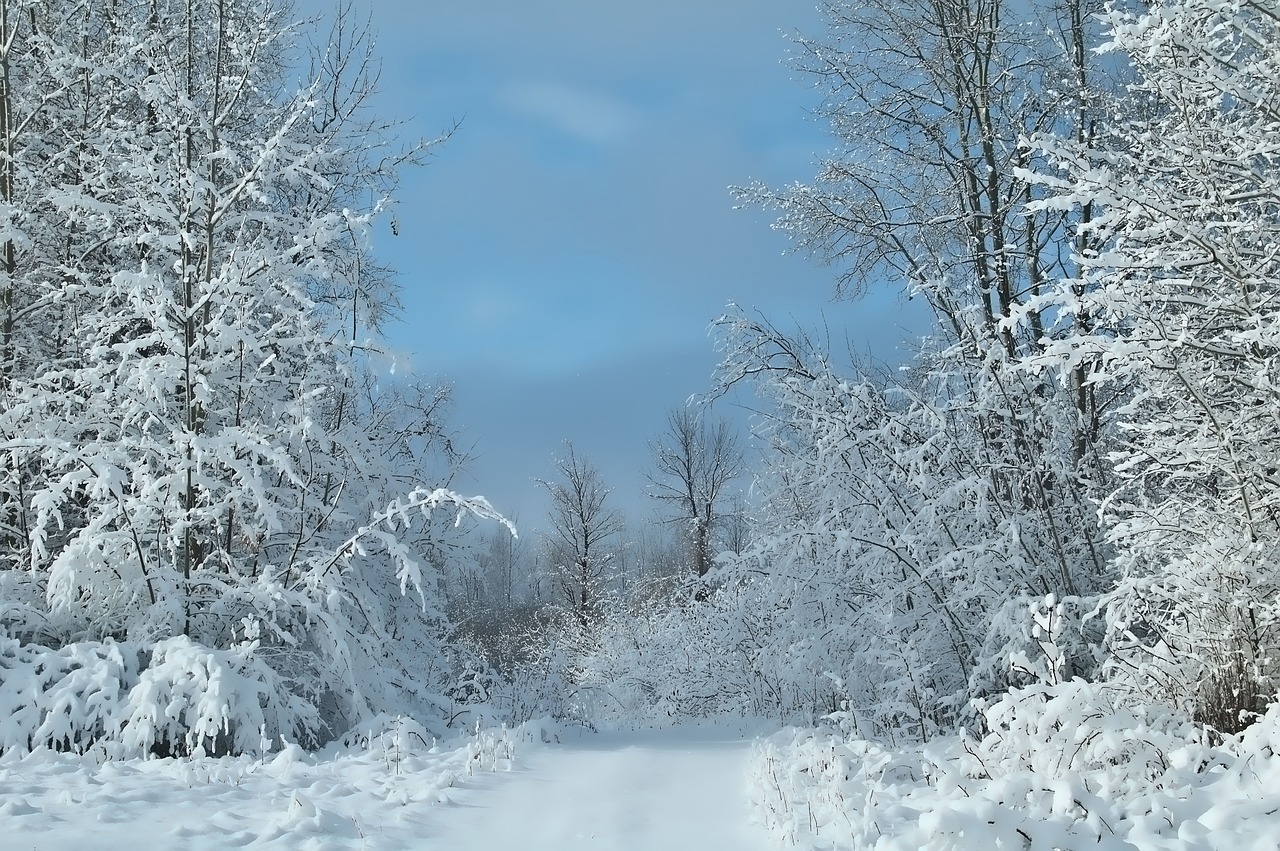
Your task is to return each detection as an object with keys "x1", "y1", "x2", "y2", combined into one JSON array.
[{"x1": 499, "y1": 81, "x2": 642, "y2": 145}]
